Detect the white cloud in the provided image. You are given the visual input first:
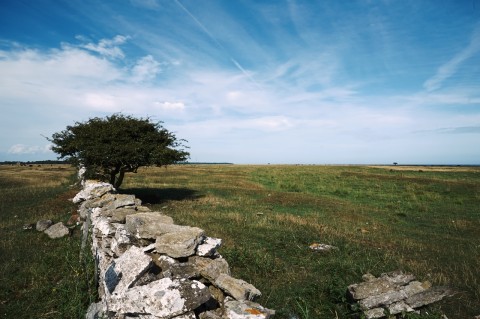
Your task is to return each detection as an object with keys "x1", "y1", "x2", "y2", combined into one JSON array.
[
  {"x1": 80, "y1": 35, "x2": 130, "y2": 59},
  {"x1": 131, "y1": 55, "x2": 161, "y2": 83},
  {"x1": 8, "y1": 144, "x2": 52, "y2": 154},
  {"x1": 84, "y1": 93, "x2": 118, "y2": 111},
  {"x1": 423, "y1": 26, "x2": 480, "y2": 92},
  {"x1": 153, "y1": 101, "x2": 185, "y2": 111}
]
